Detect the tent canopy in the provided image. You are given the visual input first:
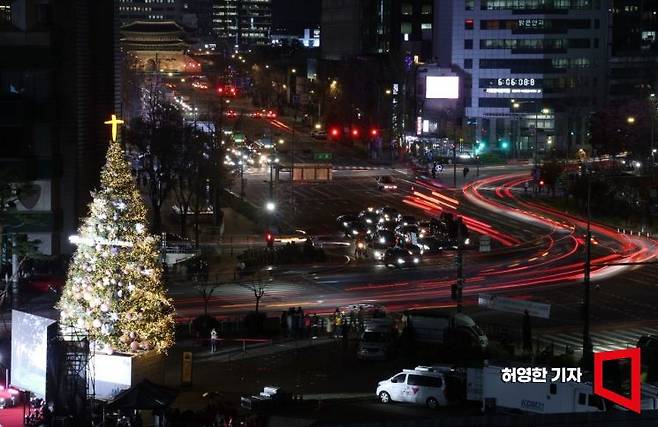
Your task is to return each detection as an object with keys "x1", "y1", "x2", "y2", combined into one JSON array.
[{"x1": 108, "y1": 379, "x2": 178, "y2": 411}]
